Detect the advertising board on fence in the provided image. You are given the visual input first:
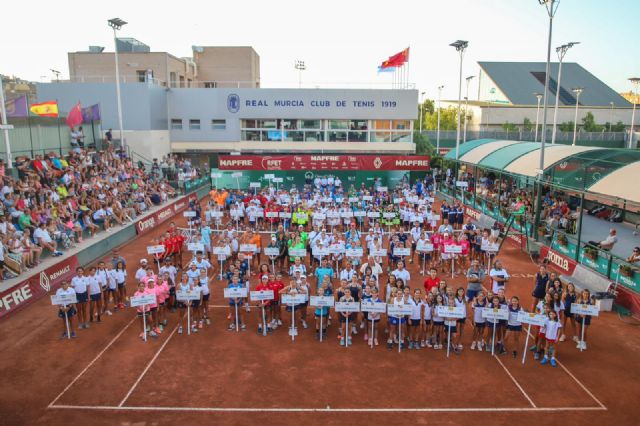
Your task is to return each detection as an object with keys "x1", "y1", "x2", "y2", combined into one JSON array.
[
  {"x1": 135, "y1": 195, "x2": 192, "y2": 235},
  {"x1": 0, "y1": 255, "x2": 79, "y2": 320}
]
